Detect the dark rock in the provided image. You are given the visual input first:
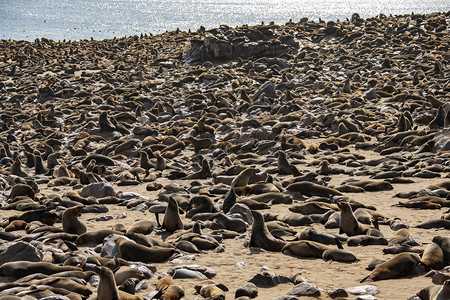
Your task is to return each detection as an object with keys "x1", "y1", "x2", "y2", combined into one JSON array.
[
  {"x1": 326, "y1": 288, "x2": 348, "y2": 298},
  {"x1": 235, "y1": 282, "x2": 258, "y2": 298},
  {"x1": 0, "y1": 242, "x2": 42, "y2": 264},
  {"x1": 287, "y1": 282, "x2": 321, "y2": 297}
]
